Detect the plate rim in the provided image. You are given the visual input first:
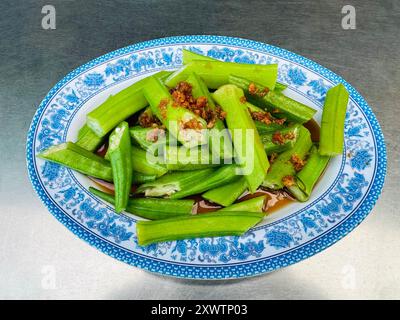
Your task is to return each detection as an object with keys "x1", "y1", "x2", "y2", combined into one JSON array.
[{"x1": 26, "y1": 35, "x2": 387, "y2": 279}]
